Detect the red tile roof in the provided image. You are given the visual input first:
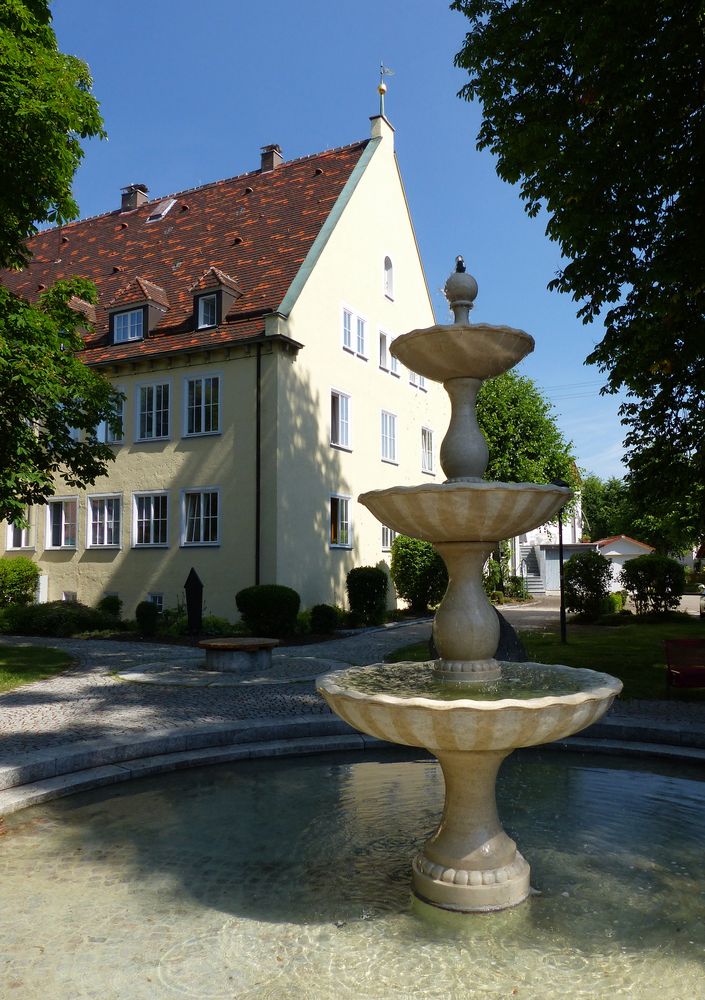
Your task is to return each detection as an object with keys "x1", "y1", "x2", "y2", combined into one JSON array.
[
  {"x1": 1, "y1": 140, "x2": 369, "y2": 365},
  {"x1": 594, "y1": 534, "x2": 654, "y2": 551}
]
